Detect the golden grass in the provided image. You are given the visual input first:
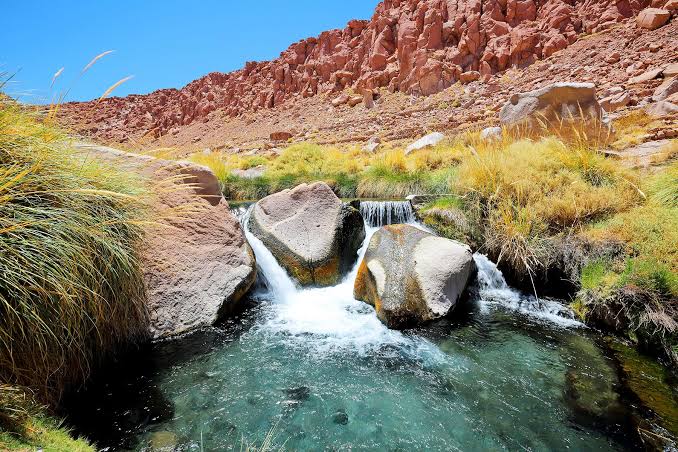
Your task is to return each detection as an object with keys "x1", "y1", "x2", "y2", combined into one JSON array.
[{"x1": 0, "y1": 100, "x2": 150, "y2": 410}]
